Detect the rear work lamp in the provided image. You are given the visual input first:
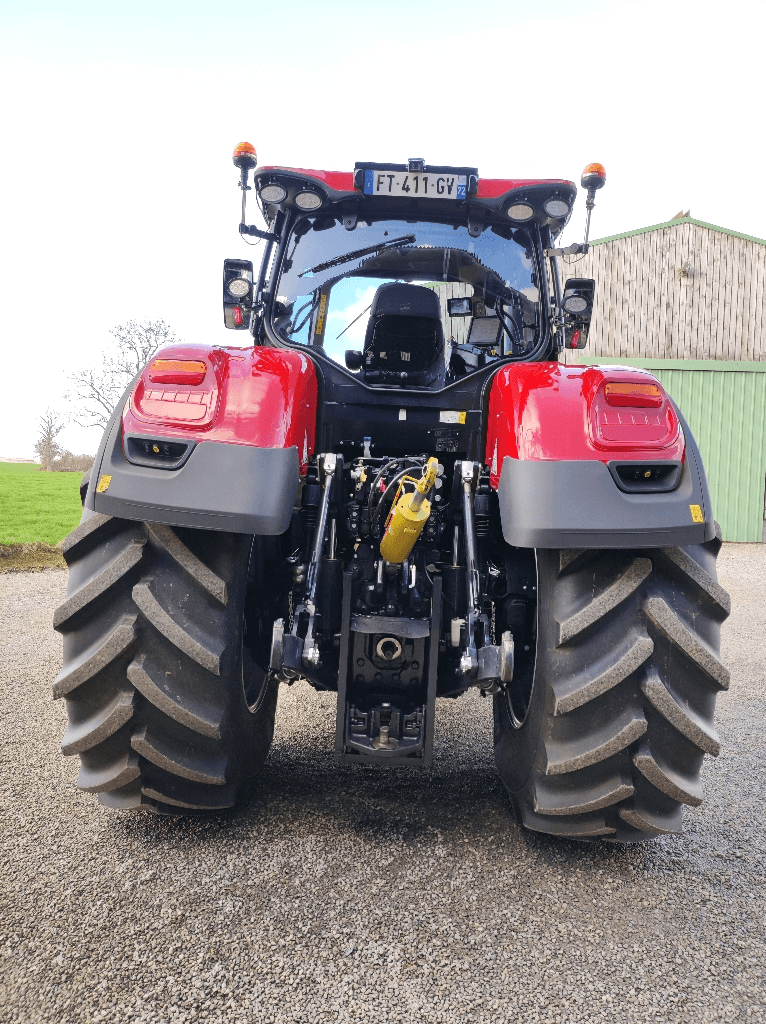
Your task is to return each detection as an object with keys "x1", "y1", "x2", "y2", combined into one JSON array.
[
  {"x1": 227, "y1": 277, "x2": 251, "y2": 298},
  {"x1": 563, "y1": 294, "x2": 589, "y2": 315},
  {"x1": 259, "y1": 182, "x2": 288, "y2": 204},
  {"x1": 506, "y1": 202, "x2": 534, "y2": 222},
  {"x1": 295, "y1": 190, "x2": 323, "y2": 211},
  {"x1": 544, "y1": 198, "x2": 570, "y2": 219}
]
